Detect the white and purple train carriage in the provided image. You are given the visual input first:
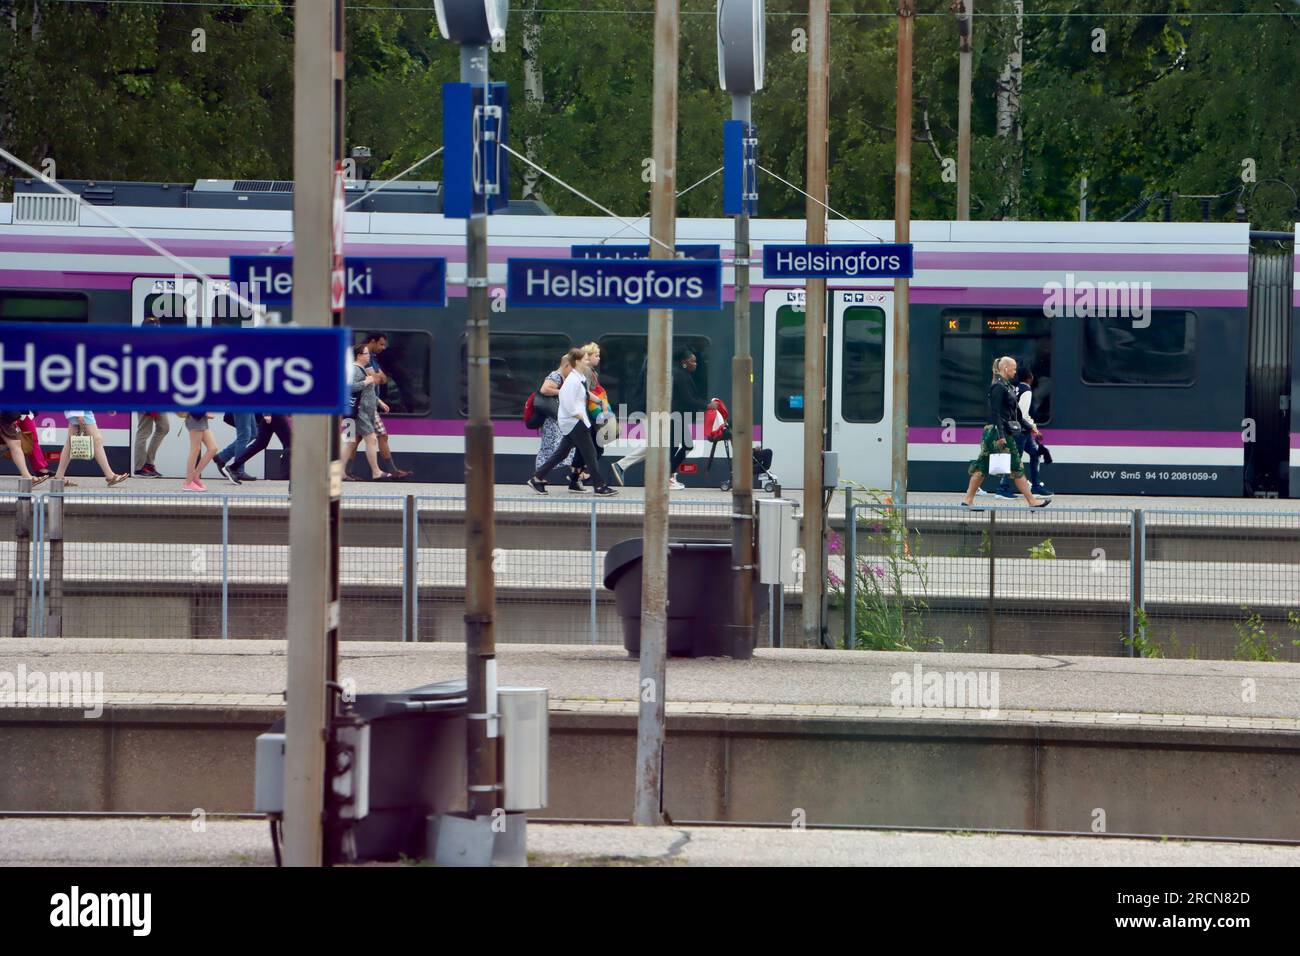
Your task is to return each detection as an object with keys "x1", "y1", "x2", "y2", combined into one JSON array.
[{"x1": 1, "y1": 178, "x2": 1295, "y2": 497}]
